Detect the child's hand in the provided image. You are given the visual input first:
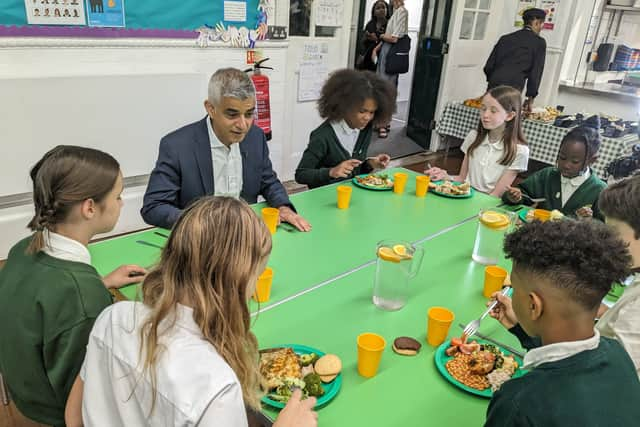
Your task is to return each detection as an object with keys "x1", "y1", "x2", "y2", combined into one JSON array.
[
  {"x1": 424, "y1": 167, "x2": 448, "y2": 181},
  {"x1": 368, "y1": 154, "x2": 390, "y2": 169},
  {"x1": 505, "y1": 186, "x2": 522, "y2": 203},
  {"x1": 103, "y1": 265, "x2": 148, "y2": 289},
  {"x1": 488, "y1": 291, "x2": 518, "y2": 330},
  {"x1": 274, "y1": 389, "x2": 318, "y2": 427},
  {"x1": 329, "y1": 159, "x2": 362, "y2": 178},
  {"x1": 576, "y1": 205, "x2": 593, "y2": 219}
]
